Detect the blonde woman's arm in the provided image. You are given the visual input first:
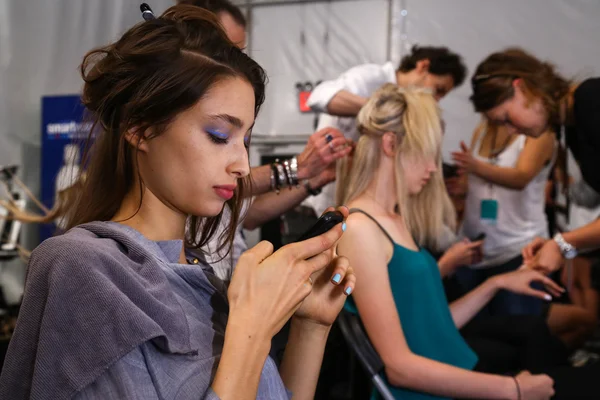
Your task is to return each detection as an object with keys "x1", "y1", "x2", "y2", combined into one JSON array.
[{"x1": 338, "y1": 214, "x2": 551, "y2": 400}]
